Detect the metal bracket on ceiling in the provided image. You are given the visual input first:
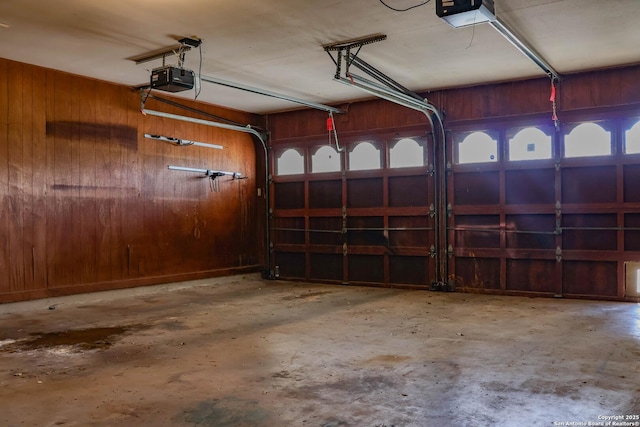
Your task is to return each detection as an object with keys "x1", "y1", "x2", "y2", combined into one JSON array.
[
  {"x1": 323, "y1": 34, "x2": 387, "y2": 80},
  {"x1": 128, "y1": 44, "x2": 192, "y2": 66},
  {"x1": 323, "y1": 33, "x2": 388, "y2": 51},
  {"x1": 323, "y1": 34, "x2": 434, "y2": 114}
]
